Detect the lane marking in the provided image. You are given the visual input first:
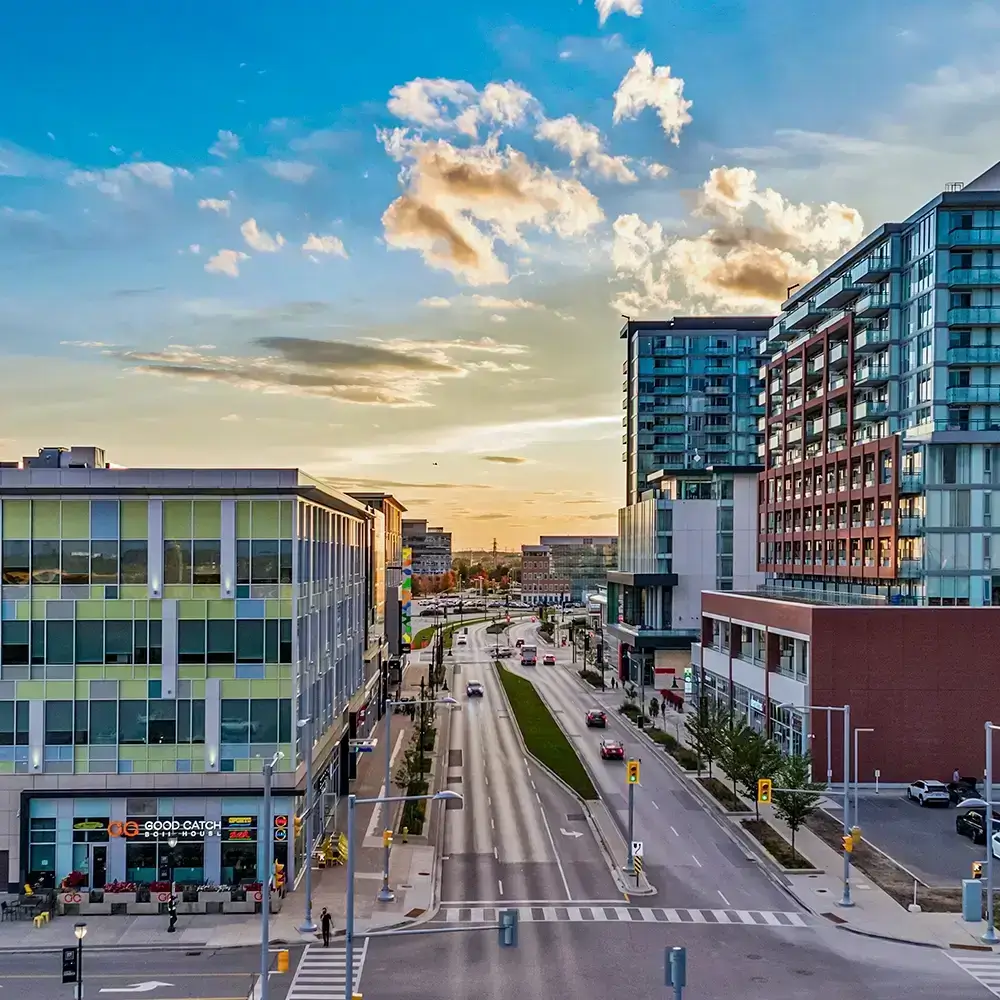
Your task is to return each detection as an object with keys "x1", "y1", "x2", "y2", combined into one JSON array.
[
  {"x1": 537, "y1": 792, "x2": 573, "y2": 900},
  {"x1": 530, "y1": 780, "x2": 536, "y2": 790},
  {"x1": 498, "y1": 879, "x2": 504, "y2": 895},
  {"x1": 692, "y1": 855, "x2": 702, "y2": 868},
  {"x1": 494, "y1": 846, "x2": 499, "y2": 860},
  {"x1": 535, "y1": 792, "x2": 541, "y2": 804},
  {"x1": 491, "y1": 818, "x2": 495, "y2": 829},
  {"x1": 650, "y1": 800, "x2": 659, "y2": 810},
  {"x1": 670, "y1": 826, "x2": 679, "y2": 837},
  {"x1": 718, "y1": 890, "x2": 730, "y2": 906}
]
